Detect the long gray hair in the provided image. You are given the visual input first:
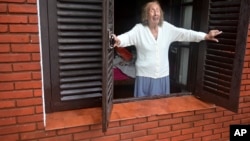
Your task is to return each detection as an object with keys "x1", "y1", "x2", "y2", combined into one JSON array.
[{"x1": 141, "y1": 0, "x2": 164, "y2": 26}]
